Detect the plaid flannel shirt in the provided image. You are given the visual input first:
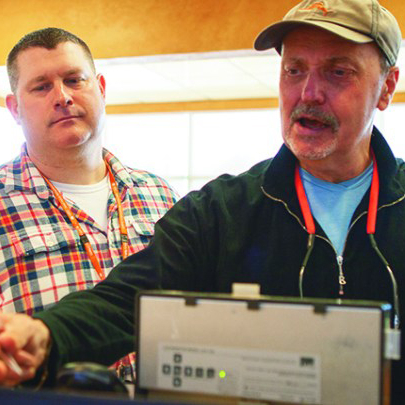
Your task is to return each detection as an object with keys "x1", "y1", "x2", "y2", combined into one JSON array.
[{"x1": 0, "y1": 145, "x2": 178, "y2": 314}]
